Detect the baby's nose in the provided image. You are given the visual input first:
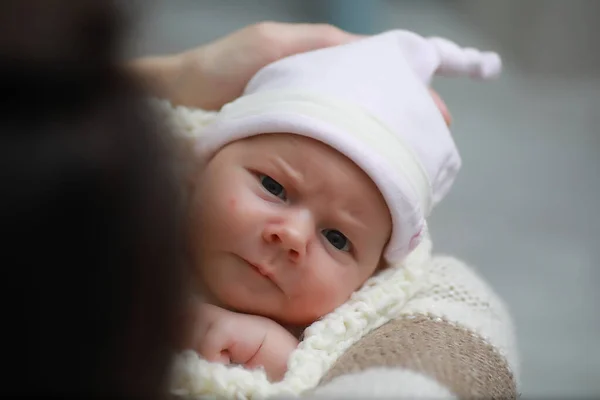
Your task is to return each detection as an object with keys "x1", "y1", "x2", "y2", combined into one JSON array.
[{"x1": 263, "y1": 210, "x2": 313, "y2": 263}]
